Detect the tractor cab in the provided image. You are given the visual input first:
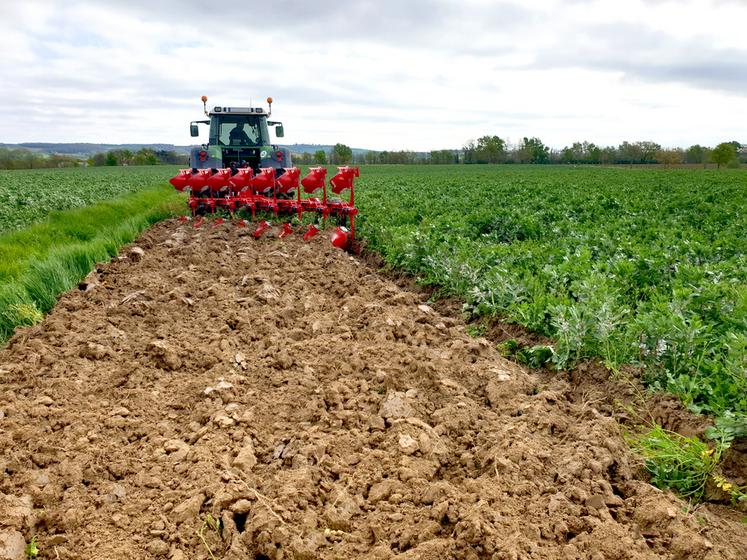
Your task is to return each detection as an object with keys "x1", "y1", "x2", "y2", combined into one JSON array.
[{"x1": 188, "y1": 96, "x2": 290, "y2": 172}]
